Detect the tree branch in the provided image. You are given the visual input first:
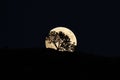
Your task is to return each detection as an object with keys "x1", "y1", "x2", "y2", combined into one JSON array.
[{"x1": 53, "y1": 42, "x2": 58, "y2": 50}]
